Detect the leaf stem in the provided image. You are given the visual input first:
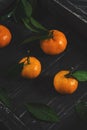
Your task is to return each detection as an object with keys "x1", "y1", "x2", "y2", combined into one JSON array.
[{"x1": 18, "y1": 31, "x2": 52, "y2": 47}]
